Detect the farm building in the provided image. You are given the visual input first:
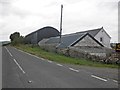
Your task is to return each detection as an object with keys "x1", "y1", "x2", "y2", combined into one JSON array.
[
  {"x1": 24, "y1": 26, "x2": 60, "y2": 44},
  {"x1": 38, "y1": 31, "x2": 104, "y2": 48},
  {"x1": 39, "y1": 27, "x2": 111, "y2": 48},
  {"x1": 38, "y1": 27, "x2": 112, "y2": 57},
  {"x1": 76, "y1": 27, "x2": 111, "y2": 48}
]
